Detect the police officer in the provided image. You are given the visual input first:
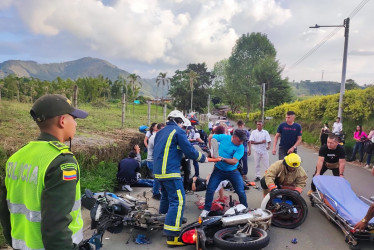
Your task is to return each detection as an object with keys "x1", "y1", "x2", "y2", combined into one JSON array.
[
  {"x1": 153, "y1": 110, "x2": 207, "y2": 247},
  {"x1": 0, "y1": 94, "x2": 87, "y2": 250}
]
